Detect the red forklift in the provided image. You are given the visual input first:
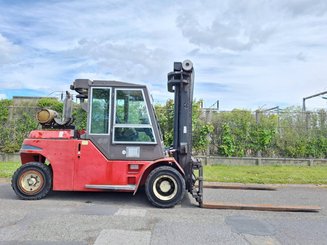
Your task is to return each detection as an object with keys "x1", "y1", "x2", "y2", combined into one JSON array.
[
  {"x1": 12, "y1": 60, "x2": 202, "y2": 208},
  {"x1": 12, "y1": 60, "x2": 320, "y2": 212}
]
